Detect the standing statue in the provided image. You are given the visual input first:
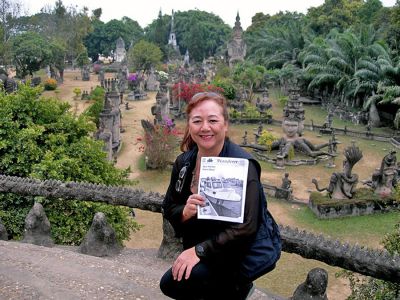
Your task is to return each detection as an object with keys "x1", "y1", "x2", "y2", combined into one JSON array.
[{"x1": 312, "y1": 143, "x2": 363, "y2": 199}]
